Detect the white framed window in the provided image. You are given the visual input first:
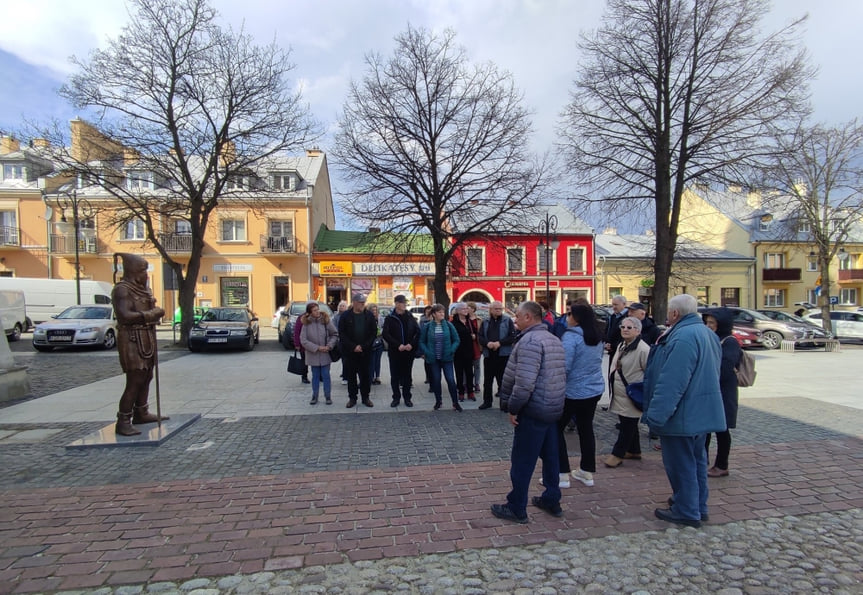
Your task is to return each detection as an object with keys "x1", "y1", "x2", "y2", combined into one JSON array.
[
  {"x1": 807, "y1": 289, "x2": 819, "y2": 305},
  {"x1": 272, "y1": 173, "x2": 296, "y2": 191},
  {"x1": 797, "y1": 221, "x2": 811, "y2": 233},
  {"x1": 608, "y1": 287, "x2": 623, "y2": 303},
  {"x1": 764, "y1": 288, "x2": 785, "y2": 308},
  {"x1": 807, "y1": 255, "x2": 818, "y2": 272},
  {"x1": 126, "y1": 171, "x2": 155, "y2": 190},
  {"x1": 568, "y1": 247, "x2": 585, "y2": 273},
  {"x1": 763, "y1": 253, "x2": 785, "y2": 269},
  {"x1": 269, "y1": 220, "x2": 293, "y2": 237},
  {"x1": 221, "y1": 218, "x2": 246, "y2": 241},
  {"x1": 840, "y1": 288, "x2": 857, "y2": 305},
  {"x1": 175, "y1": 220, "x2": 191, "y2": 234},
  {"x1": 466, "y1": 247, "x2": 484, "y2": 274},
  {"x1": 2, "y1": 164, "x2": 24, "y2": 180},
  {"x1": 122, "y1": 218, "x2": 146, "y2": 240},
  {"x1": 506, "y1": 247, "x2": 524, "y2": 274},
  {"x1": 839, "y1": 253, "x2": 857, "y2": 270},
  {"x1": 537, "y1": 246, "x2": 555, "y2": 273},
  {"x1": 0, "y1": 210, "x2": 17, "y2": 228}
]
